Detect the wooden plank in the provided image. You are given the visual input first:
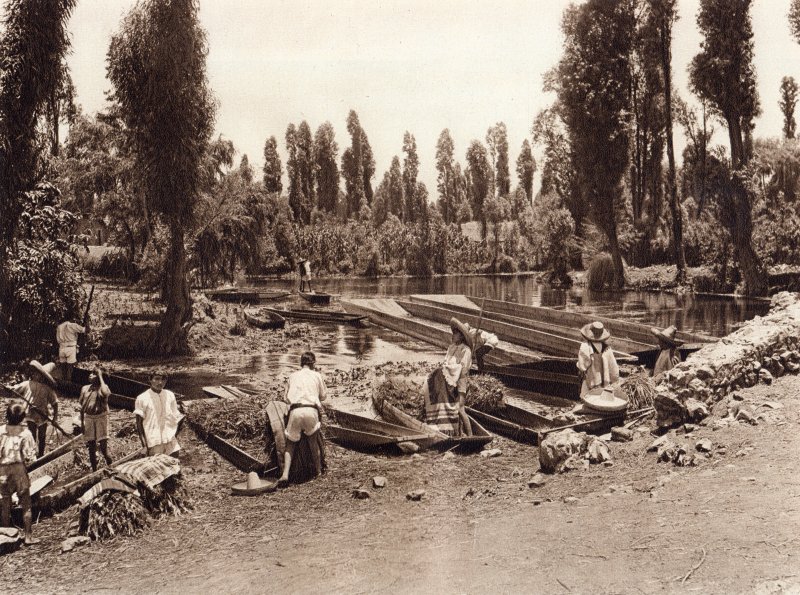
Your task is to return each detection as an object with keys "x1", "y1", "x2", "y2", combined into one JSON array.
[
  {"x1": 187, "y1": 419, "x2": 265, "y2": 473},
  {"x1": 28, "y1": 434, "x2": 84, "y2": 473}
]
